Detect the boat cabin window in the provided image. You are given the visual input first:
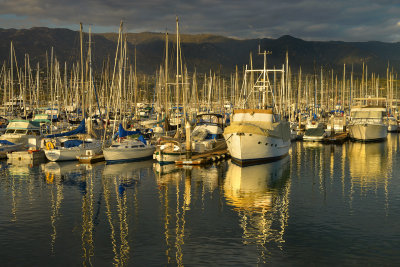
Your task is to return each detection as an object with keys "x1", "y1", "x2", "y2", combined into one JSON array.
[
  {"x1": 111, "y1": 145, "x2": 119, "y2": 147},
  {"x1": 15, "y1": 129, "x2": 27, "y2": 134},
  {"x1": 139, "y1": 145, "x2": 145, "y2": 148},
  {"x1": 5, "y1": 129, "x2": 15, "y2": 134},
  {"x1": 351, "y1": 111, "x2": 385, "y2": 119}
]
